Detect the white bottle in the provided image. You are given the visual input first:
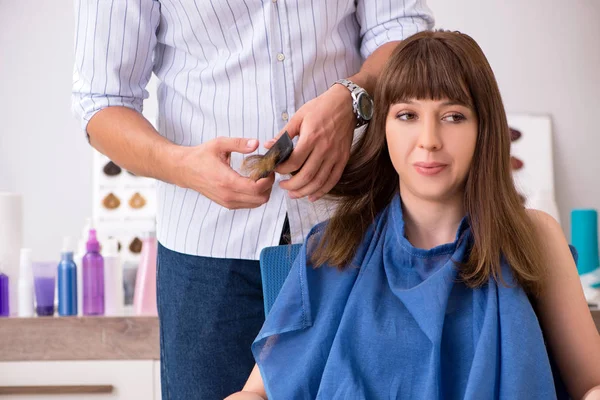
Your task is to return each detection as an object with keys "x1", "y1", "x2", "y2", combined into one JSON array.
[
  {"x1": 74, "y1": 238, "x2": 86, "y2": 316},
  {"x1": 103, "y1": 238, "x2": 124, "y2": 316},
  {"x1": 17, "y1": 248, "x2": 34, "y2": 317}
]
